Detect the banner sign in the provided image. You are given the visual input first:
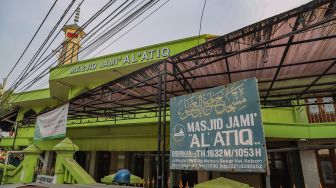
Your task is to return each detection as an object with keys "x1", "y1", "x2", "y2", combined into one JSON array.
[
  {"x1": 34, "y1": 103, "x2": 68, "y2": 140},
  {"x1": 170, "y1": 78, "x2": 267, "y2": 172}
]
